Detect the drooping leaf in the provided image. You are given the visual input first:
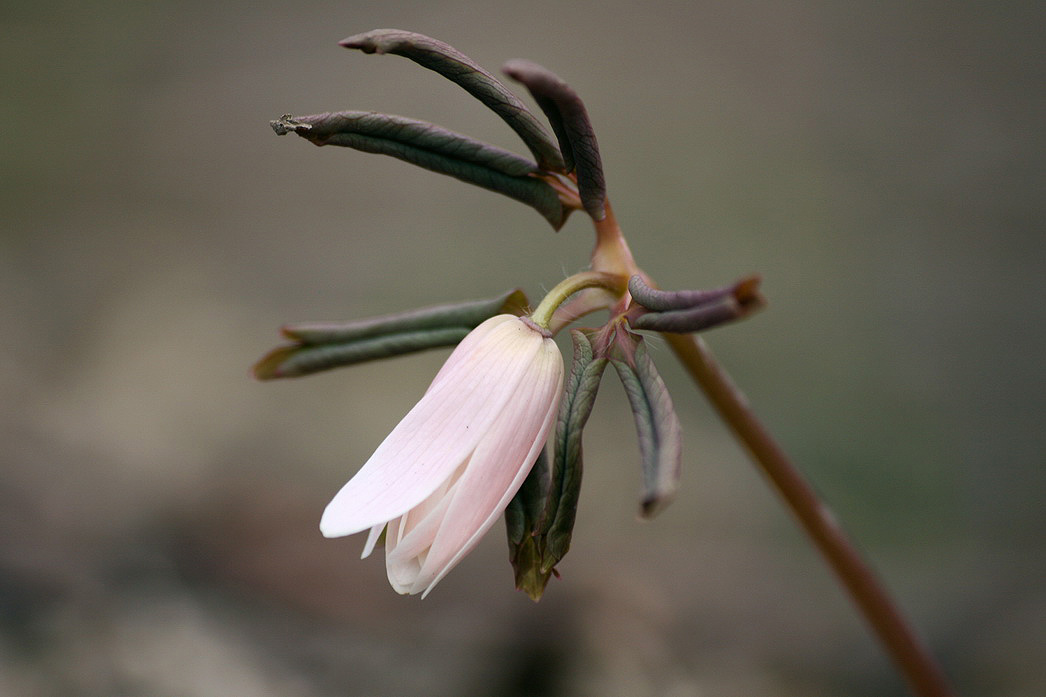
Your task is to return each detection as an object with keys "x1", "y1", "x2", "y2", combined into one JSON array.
[
  {"x1": 543, "y1": 330, "x2": 607, "y2": 565},
  {"x1": 506, "y1": 330, "x2": 607, "y2": 600},
  {"x1": 502, "y1": 59, "x2": 606, "y2": 221},
  {"x1": 505, "y1": 449, "x2": 553, "y2": 600},
  {"x1": 272, "y1": 113, "x2": 568, "y2": 229},
  {"x1": 340, "y1": 29, "x2": 566, "y2": 173},
  {"x1": 610, "y1": 334, "x2": 682, "y2": 517},
  {"x1": 505, "y1": 448, "x2": 549, "y2": 547}
]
